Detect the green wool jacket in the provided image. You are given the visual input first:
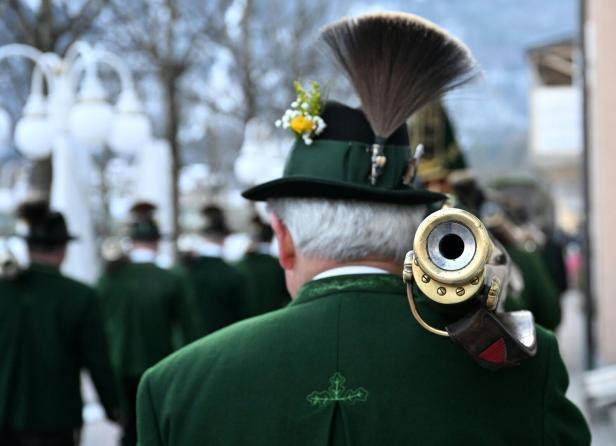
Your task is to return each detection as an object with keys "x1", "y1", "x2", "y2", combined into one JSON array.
[
  {"x1": 541, "y1": 237, "x2": 568, "y2": 294},
  {"x1": 97, "y1": 262, "x2": 200, "y2": 381},
  {"x1": 177, "y1": 256, "x2": 248, "y2": 336},
  {"x1": 0, "y1": 263, "x2": 118, "y2": 431},
  {"x1": 137, "y1": 274, "x2": 590, "y2": 446},
  {"x1": 505, "y1": 246, "x2": 562, "y2": 331},
  {"x1": 234, "y1": 252, "x2": 290, "y2": 318}
]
